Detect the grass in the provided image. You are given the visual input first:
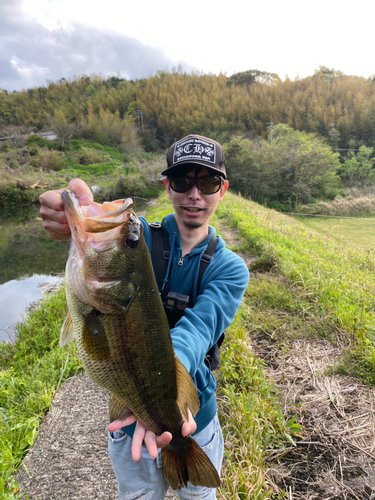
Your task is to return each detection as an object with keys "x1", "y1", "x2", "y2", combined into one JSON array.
[
  {"x1": 216, "y1": 317, "x2": 302, "y2": 500},
  {"x1": 295, "y1": 215, "x2": 375, "y2": 251},
  {"x1": 215, "y1": 192, "x2": 375, "y2": 384},
  {"x1": 0, "y1": 288, "x2": 82, "y2": 498}
]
